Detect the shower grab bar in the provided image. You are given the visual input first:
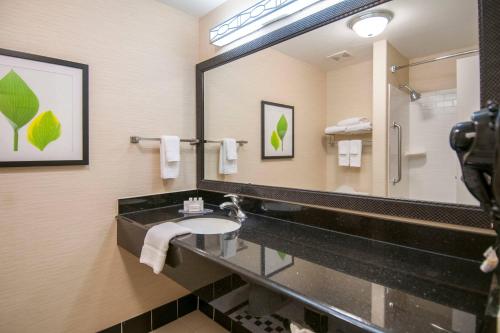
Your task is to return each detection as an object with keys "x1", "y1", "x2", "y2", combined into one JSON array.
[{"x1": 392, "y1": 122, "x2": 402, "y2": 185}]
